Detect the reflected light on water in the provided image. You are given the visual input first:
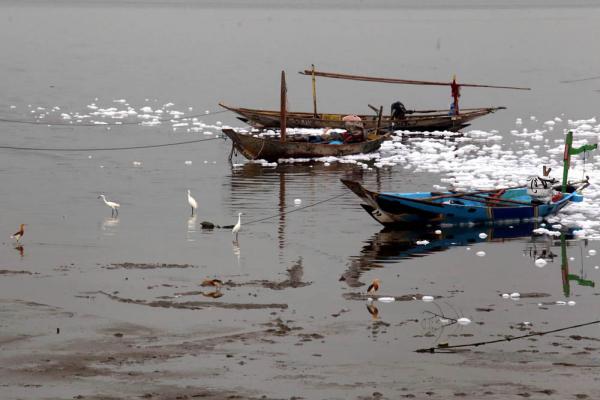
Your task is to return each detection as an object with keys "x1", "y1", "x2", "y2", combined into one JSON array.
[
  {"x1": 186, "y1": 215, "x2": 197, "y2": 241},
  {"x1": 101, "y1": 217, "x2": 119, "y2": 236}
]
